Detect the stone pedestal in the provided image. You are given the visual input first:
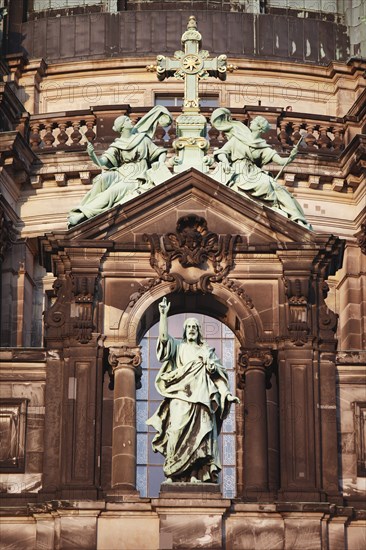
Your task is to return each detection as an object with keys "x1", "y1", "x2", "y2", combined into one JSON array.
[
  {"x1": 153, "y1": 484, "x2": 230, "y2": 549},
  {"x1": 159, "y1": 481, "x2": 221, "y2": 498}
]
